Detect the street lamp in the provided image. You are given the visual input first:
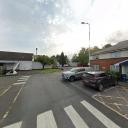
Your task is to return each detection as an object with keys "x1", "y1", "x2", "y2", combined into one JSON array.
[
  {"x1": 36, "y1": 48, "x2": 38, "y2": 56},
  {"x1": 81, "y1": 22, "x2": 91, "y2": 66}
]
